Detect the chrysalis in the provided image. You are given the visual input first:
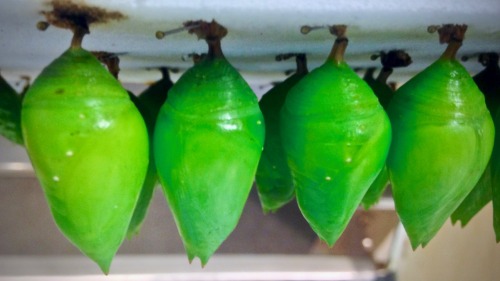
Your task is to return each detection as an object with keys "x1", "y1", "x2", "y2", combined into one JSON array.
[
  {"x1": 92, "y1": 52, "x2": 163, "y2": 239},
  {"x1": 154, "y1": 20, "x2": 265, "y2": 265},
  {"x1": 387, "y1": 25, "x2": 494, "y2": 249},
  {"x1": 452, "y1": 53, "x2": 499, "y2": 227},
  {"x1": 362, "y1": 50, "x2": 412, "y2": 209},
  {"x1": 0, "y1": 72, "x2": 23, "y2": 145},
  {"x1": 281, "y1": 25, "x2": 391, "y2": 246},
  {"x1": 124, "y1": 68, "x2": 174, "y2": 238},
  {"x1": 21, "y1": 10, "x2": 148, "y2": 273},
  {"x1": 256, "y1": 54, "x2": 308, "y2": 213}
]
